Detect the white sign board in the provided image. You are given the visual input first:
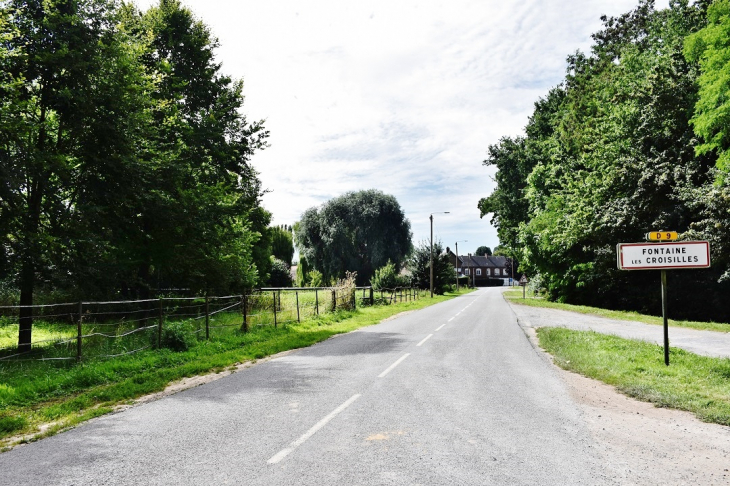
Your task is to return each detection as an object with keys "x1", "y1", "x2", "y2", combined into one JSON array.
[{"x1": 617, "y1": 241, "x2": 710, "y2": 270}]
